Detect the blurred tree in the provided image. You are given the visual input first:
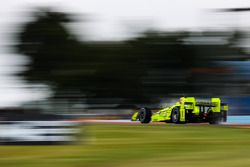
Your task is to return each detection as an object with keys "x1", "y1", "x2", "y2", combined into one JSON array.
[
  {"x1": 15, "y1": 8, "x2": 149, "y2": 107},
  {"x1": 128, "y1": 31, "x2": 197, "y2": 97},
  {"x1": 128, "y1": 30, "x2": 247, "y2": 98},
  {"x1": 15, "y1": 8, "x2": 246, "y2": 108},
  {"x1": 16, "y1": 8, "x2": 83, "y2": 86}
]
